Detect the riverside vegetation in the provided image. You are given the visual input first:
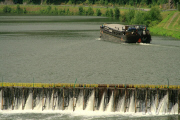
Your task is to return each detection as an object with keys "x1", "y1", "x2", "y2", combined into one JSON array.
[{"x1": 0, "y1": 4, "x2": 180, "y2": 39}]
